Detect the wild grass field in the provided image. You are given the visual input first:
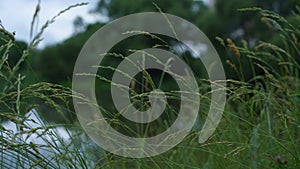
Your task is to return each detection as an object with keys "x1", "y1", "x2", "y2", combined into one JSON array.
[{"x1": 0, "y1": 2, "x2": 299, "y2": 169}]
